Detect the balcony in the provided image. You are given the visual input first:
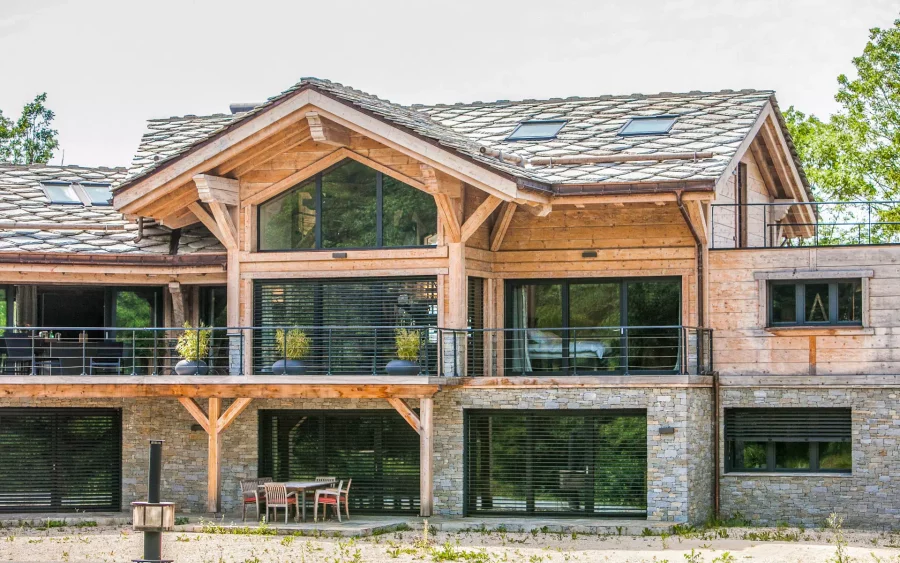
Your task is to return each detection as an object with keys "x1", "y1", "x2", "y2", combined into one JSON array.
[
  {"x1": 711, "y1": 201, "x2": 900, "y2": 249},
  {"x1": 0, "y1": 325, "x2": 712, "y2": 378}
]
